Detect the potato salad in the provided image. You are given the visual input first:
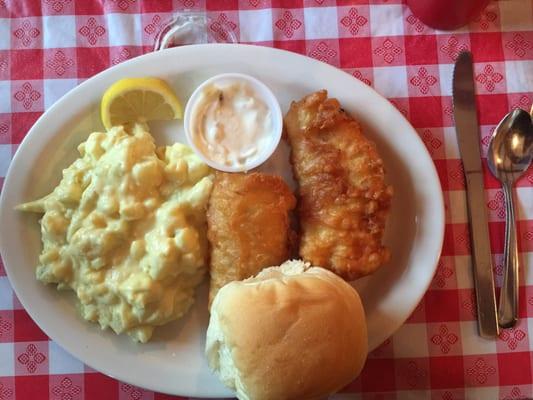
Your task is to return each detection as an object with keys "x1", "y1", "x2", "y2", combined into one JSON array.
[{"x1": 18, "y1": 123, "x2": 213, "y2": 342}]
